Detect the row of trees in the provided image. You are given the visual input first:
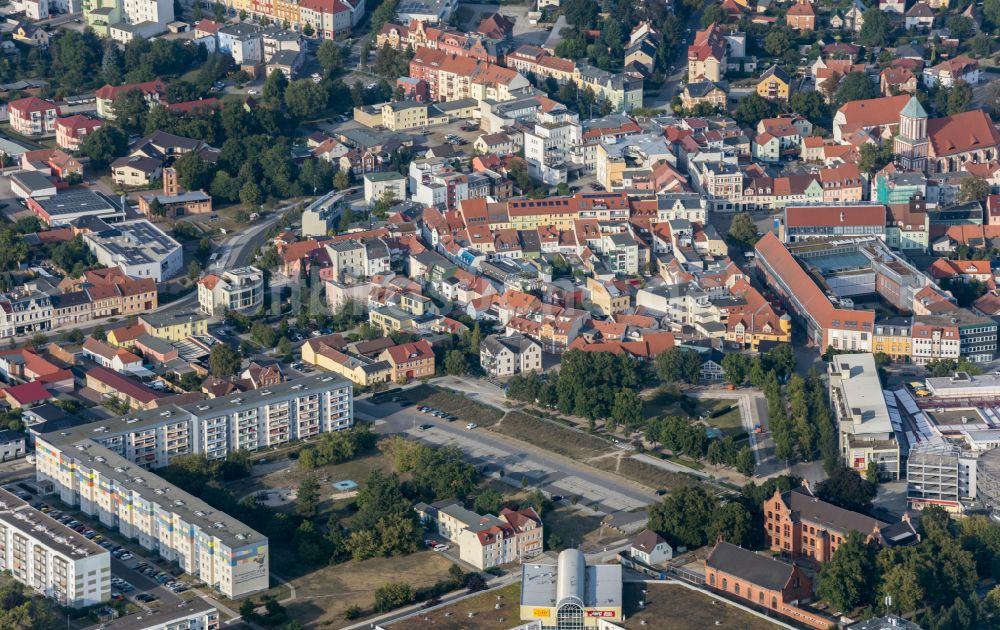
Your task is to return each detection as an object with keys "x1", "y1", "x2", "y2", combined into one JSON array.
[
  {"x1": 648, "y1": 476, "x2": 801, "y2": 549},
  {"x1": 506, "y1": 349, "x2": 647, "y2": 427},
  {"x1": 817, "y1": 507, "x2": 1000, "y2": 628},
  {"x1": 297, "y1": 426, "x2": 379, "y2": 469}
]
